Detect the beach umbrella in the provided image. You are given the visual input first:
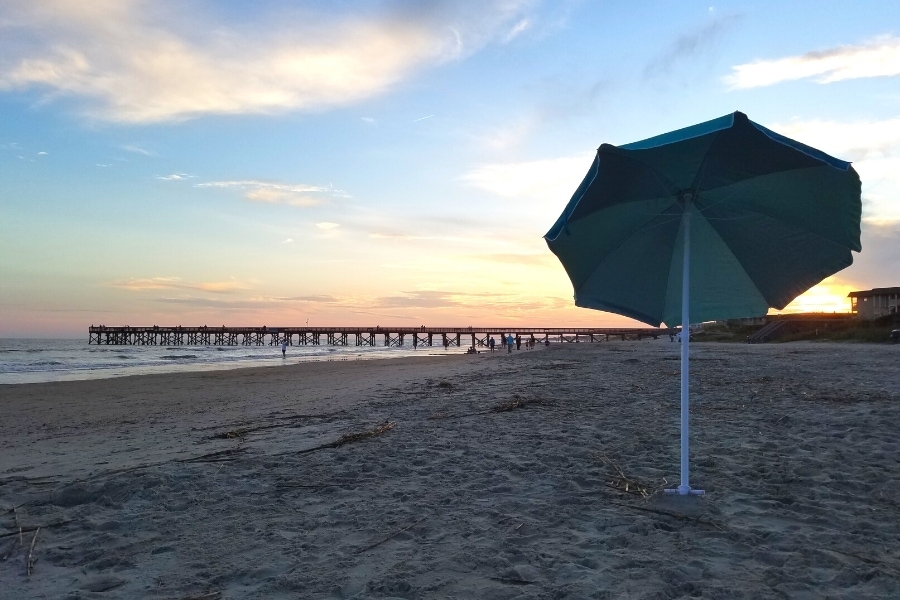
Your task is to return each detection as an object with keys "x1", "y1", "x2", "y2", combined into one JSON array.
[{"x1": 544, "y1": 111, "x2": 861, "y2": 495}]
